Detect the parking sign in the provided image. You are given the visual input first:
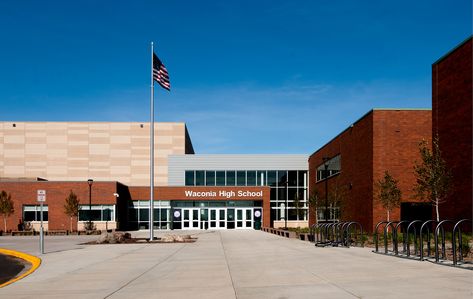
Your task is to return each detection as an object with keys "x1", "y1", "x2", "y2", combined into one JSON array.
[{"x1": 37, "y1": 190, "x2": 46, "y2": 202}]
